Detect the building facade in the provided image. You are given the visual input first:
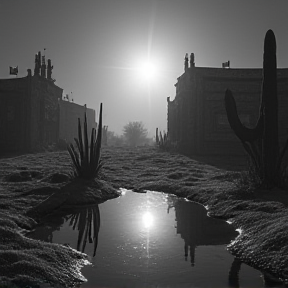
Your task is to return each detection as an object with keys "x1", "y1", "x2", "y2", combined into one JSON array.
[
  {"x1": 0, "y1": 52, "x2": 96, "y2": 155},
  {"x1": 0, "y1": 70, "x2": 62, "y2": 154},
  {"x1": 0, "y1": 75, "x2": 32, "y2": 153},
  {"x1": 59, "y1": 100, "x2": 96, "y2": 144},
  {"x1": 167, "y1": 54, "x2": 288, "y2": 155}
]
